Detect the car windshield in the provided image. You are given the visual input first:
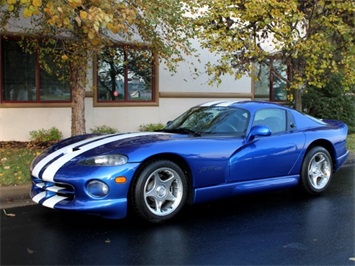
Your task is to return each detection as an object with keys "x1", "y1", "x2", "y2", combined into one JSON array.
[{"x1": 163, "y1": 106, "x2": 249, "y2": 136}]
